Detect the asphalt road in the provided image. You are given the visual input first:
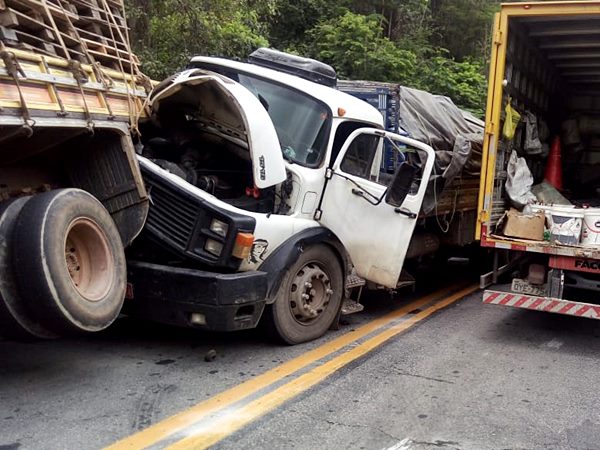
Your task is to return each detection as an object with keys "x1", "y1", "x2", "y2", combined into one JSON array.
[{"x1": 2, "y1": 279, "x2": 600, "y2": 450}]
